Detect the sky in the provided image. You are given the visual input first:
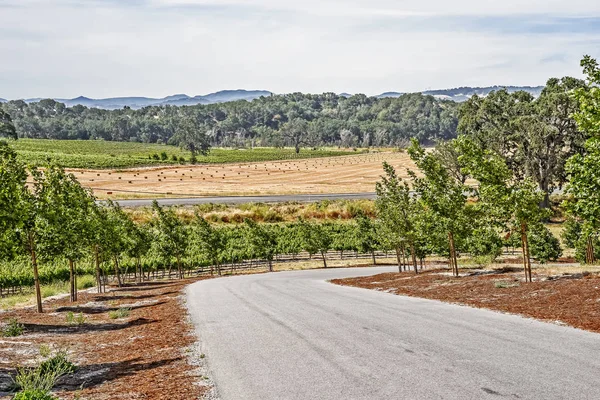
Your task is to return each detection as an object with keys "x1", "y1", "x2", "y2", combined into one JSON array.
[{"x1": 1, "y1": 0, "x2": 600, "y2": 99}]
